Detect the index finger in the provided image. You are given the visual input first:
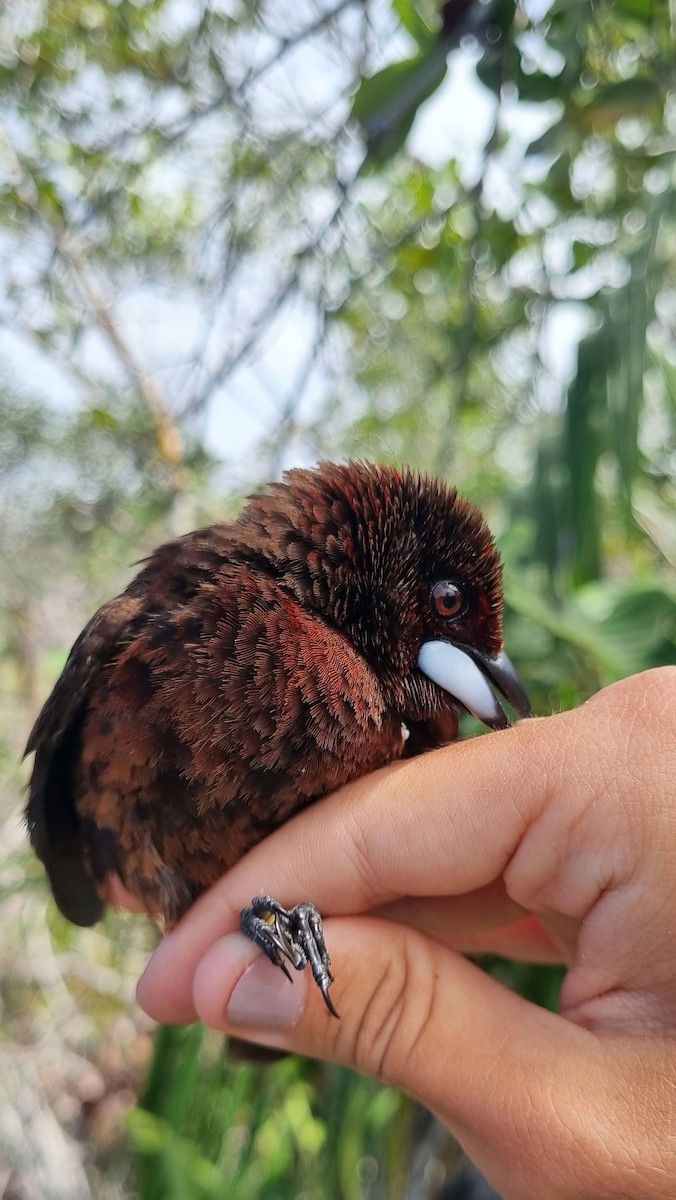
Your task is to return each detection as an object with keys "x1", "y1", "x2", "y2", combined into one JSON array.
[{"x1": 137, "y1": 713, "x2": 554, "y2": 1023}]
